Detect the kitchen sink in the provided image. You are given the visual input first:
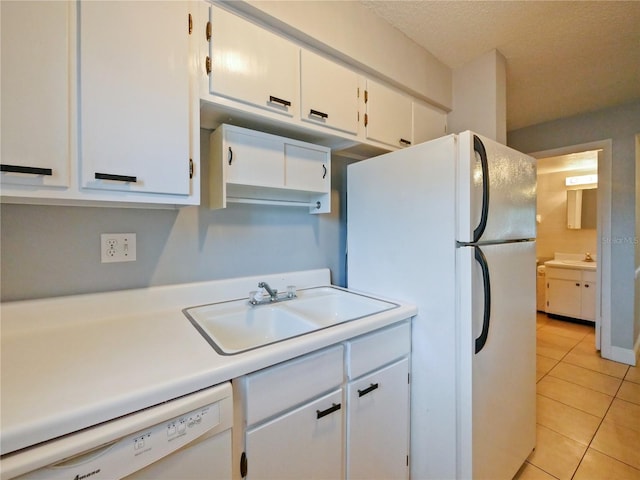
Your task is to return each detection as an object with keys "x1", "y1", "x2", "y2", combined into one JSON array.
[
  {"x1": 284, "y1": 287, "x2": 398, "y2": 327},
  {"x1": 184, "y1": 287, "x2": 399, "y2": 355}
]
